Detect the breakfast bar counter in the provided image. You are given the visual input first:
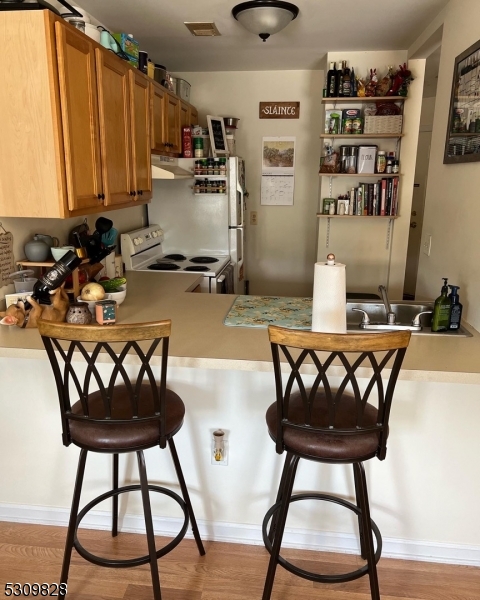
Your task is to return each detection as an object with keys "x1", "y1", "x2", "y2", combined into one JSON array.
[
  {"x1": 1, "y1": 271, "x2": 480, "y2": 568},
  {"x1": 1, "y1": 270, "x2": 480, "y2": 384}
]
